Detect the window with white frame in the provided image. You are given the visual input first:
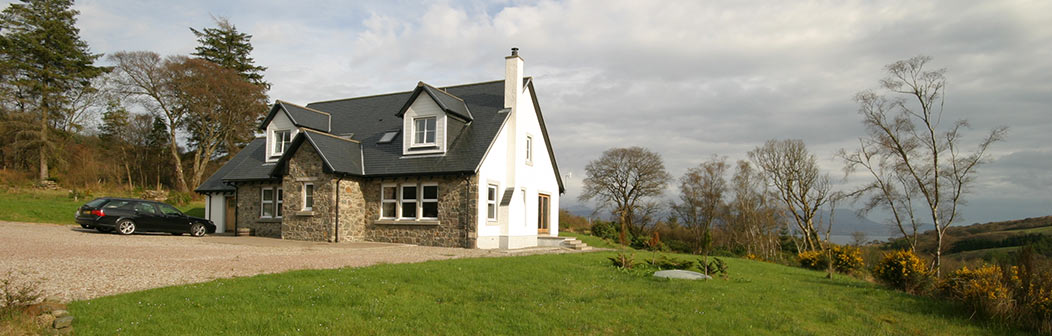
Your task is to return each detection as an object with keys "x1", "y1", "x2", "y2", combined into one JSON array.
[
  {"x1": 486, "y1": 184, "x2": 498, "y2": 221},
  {"x1": 302, "y1": 183, "x2": 314, "y2": 211},
  {"x1": 261, "y1": 187, "x2": 274, "y2": 218},
  {"x1": 273, "y1": 130, "x2": 292, "y2": 156},
  {"x1": 276, "y1": 188, "x2": 284, "y2": 217},
  {"x1": 525, "y1": 135, "x2": 533, "y2": 164},
  {"x1": 381, "y1": 185, "x2": 397, "y2": 218},
  {"x1": 381, "y1": 182, "x2": 439, "y2": 220},
  {"x1": 421, "y1": 184, "x2": 438, "y2": 219},
  {"x1": 412, "y1": 117, "x2": 436, "y2": 145},
  {"x1": 400, "y1": 185, "x2": 417, "y2": 219}
]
